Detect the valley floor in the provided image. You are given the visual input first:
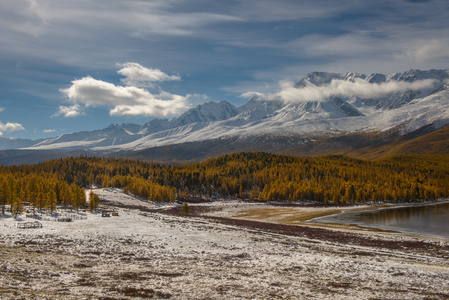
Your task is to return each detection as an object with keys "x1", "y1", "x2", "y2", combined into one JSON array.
[{"x1": 1, "y1": 189, "x2": 449, "y2": 299}]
